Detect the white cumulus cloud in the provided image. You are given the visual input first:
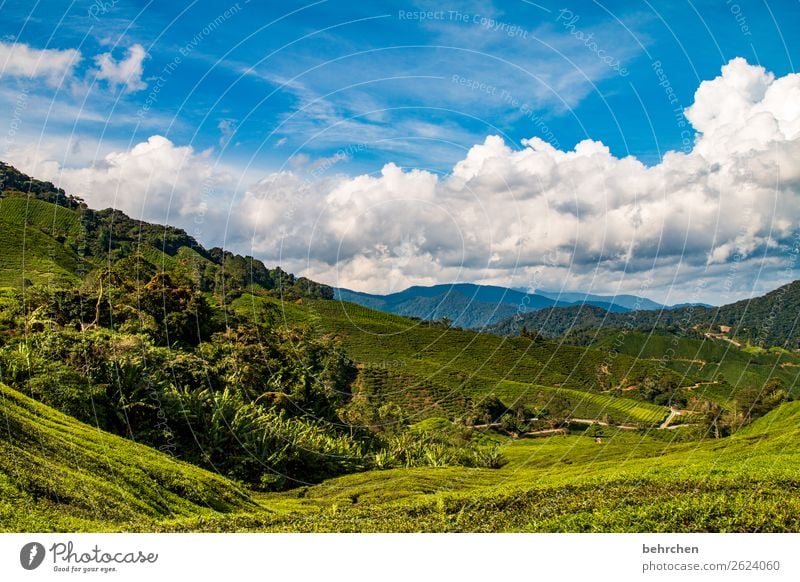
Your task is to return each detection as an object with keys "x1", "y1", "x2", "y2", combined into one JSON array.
[
  {"x1": 0, "y1": 41, "x2": 81, "y2": 86},
  {"x1": 239, "y1": 58, "x2": 800, "y2": 301},
  {"x1": 93, "y1": 44, "x2": 147, "y2": 93},
  {"x1": 12, "y1": 136, "x2": 232, "y2": 241},
  {"x1": 5, "y1": 58, "x2": 800, "y2": 304}
]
